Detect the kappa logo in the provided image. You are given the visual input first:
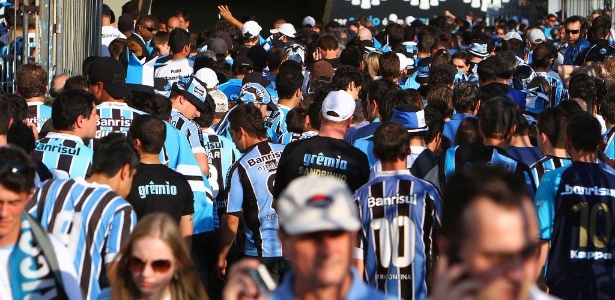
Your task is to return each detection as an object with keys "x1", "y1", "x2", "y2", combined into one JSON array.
[{"x1": 307, "y1": 194, "x2": 332, "y2": 207}]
